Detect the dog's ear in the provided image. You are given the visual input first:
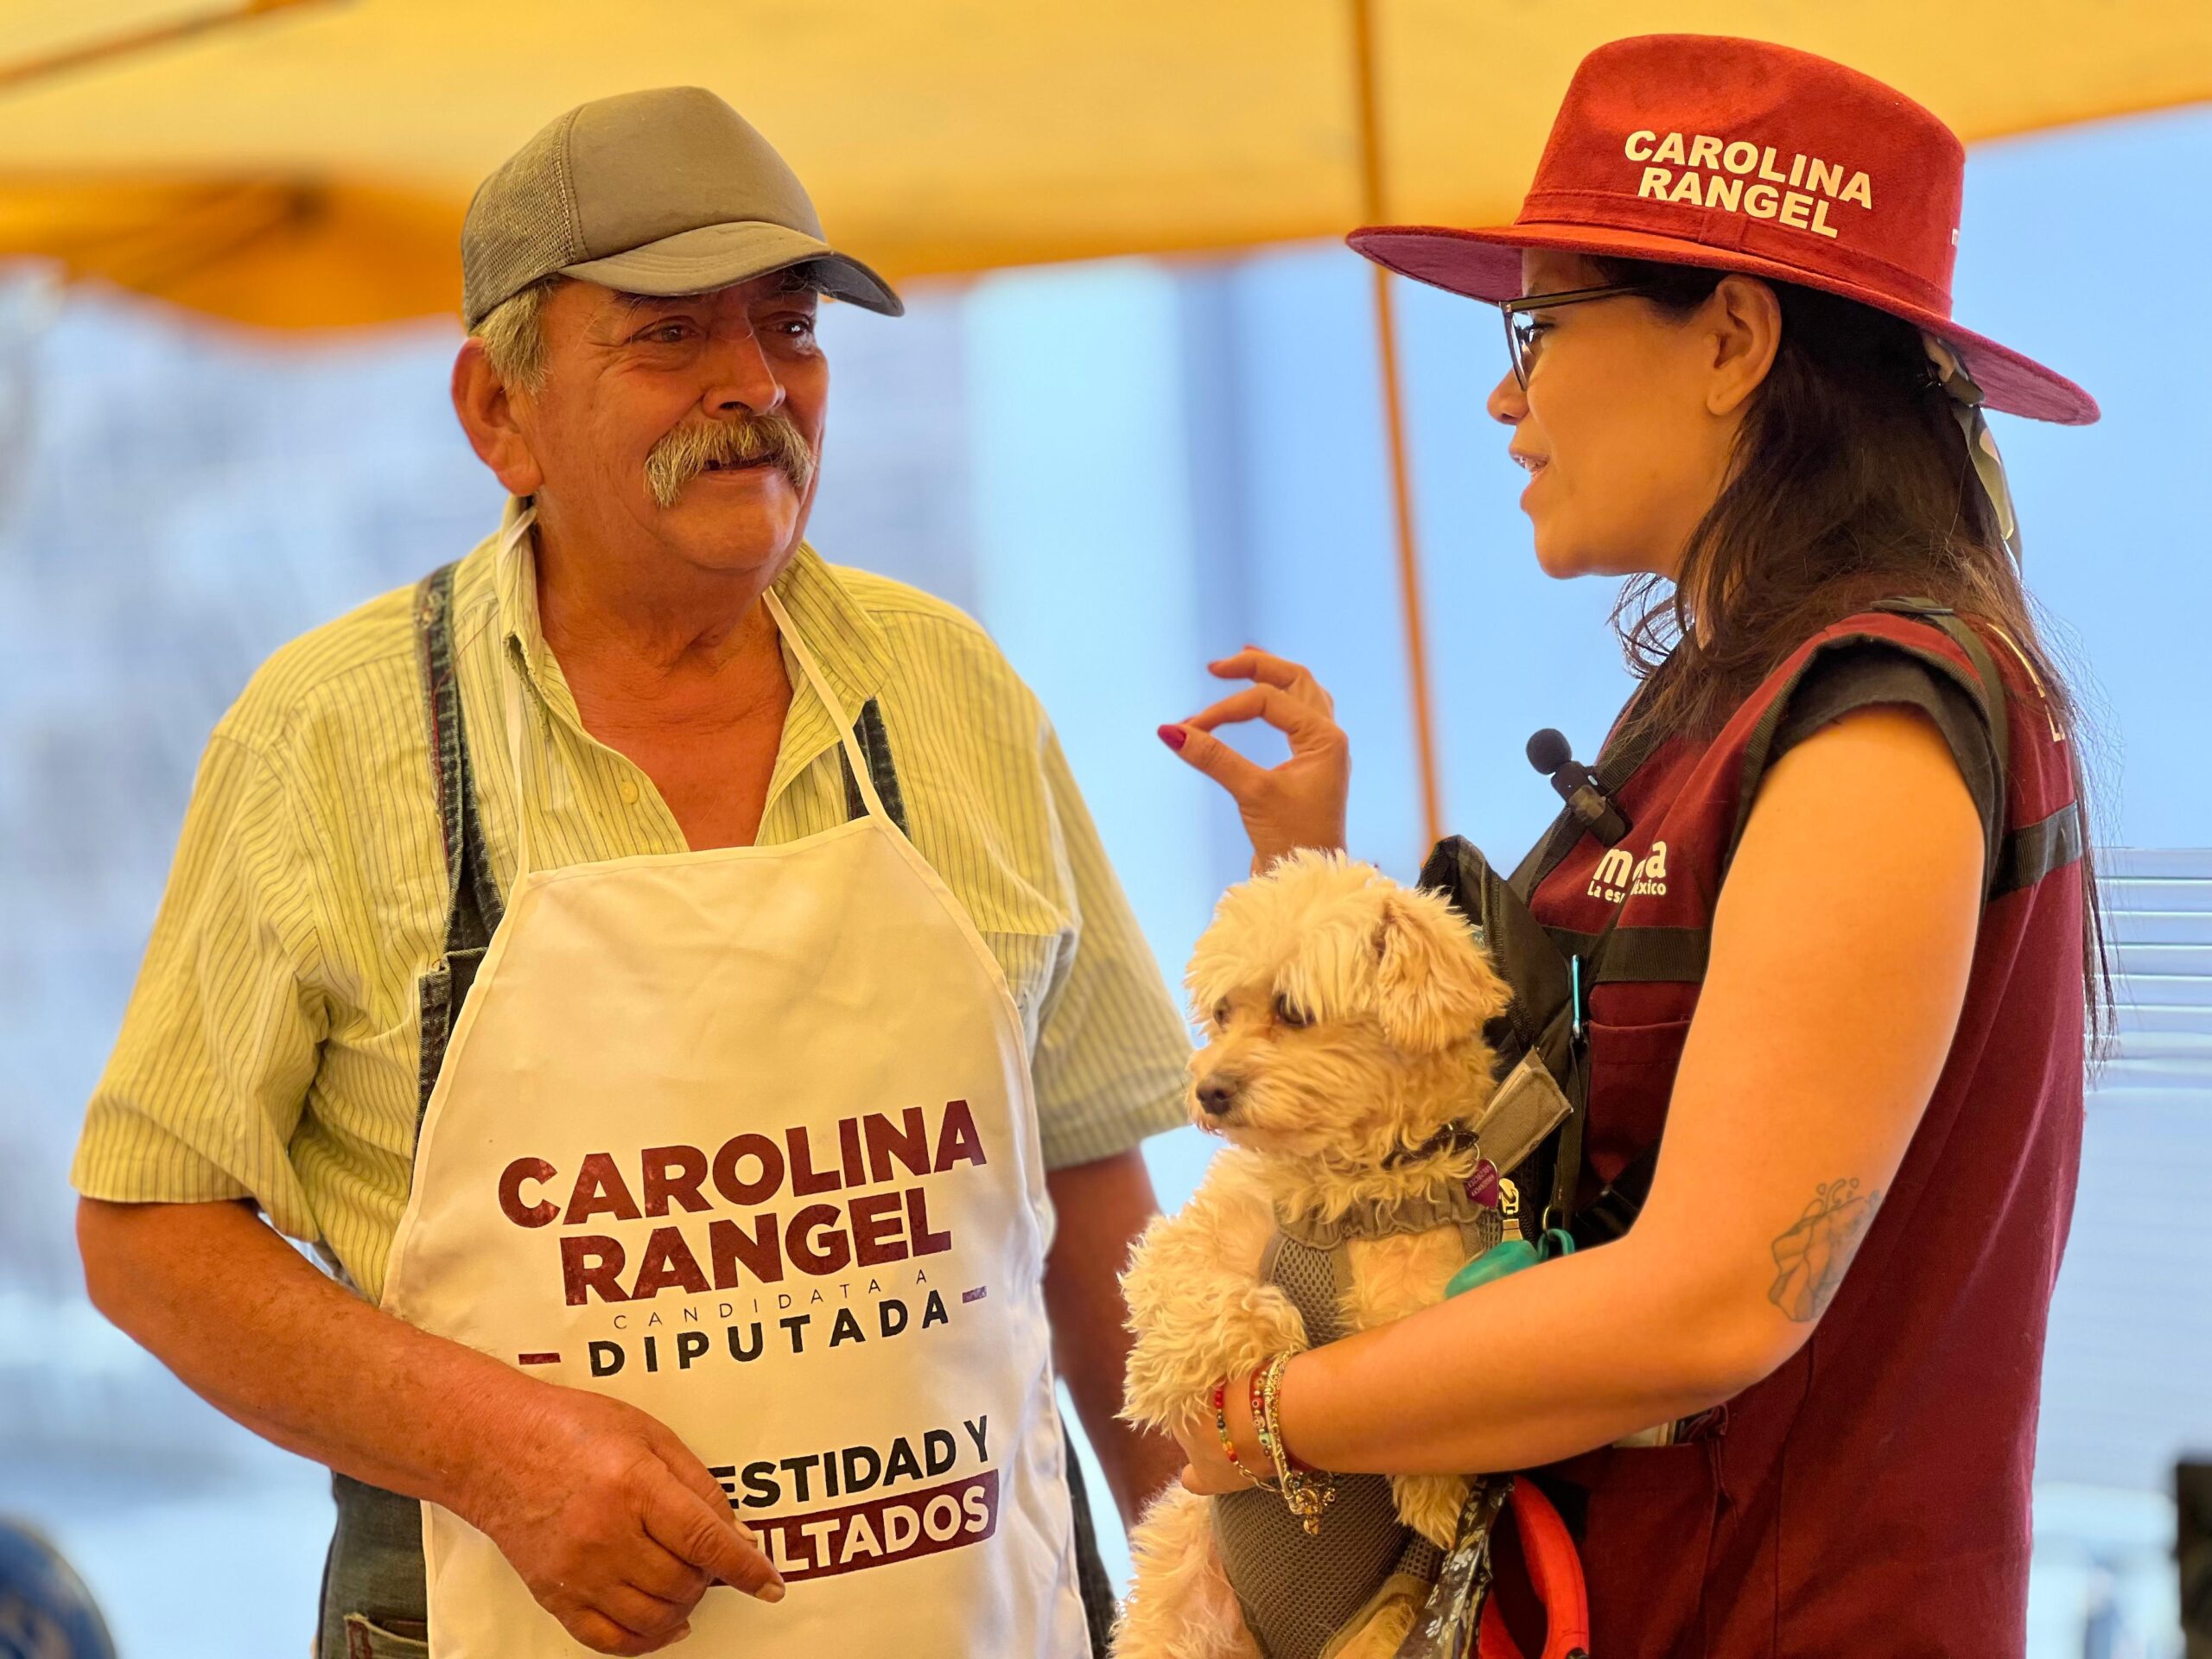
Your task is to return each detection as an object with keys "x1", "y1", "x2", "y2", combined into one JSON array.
[{"x1": 1371, "y1": 889, "x2": 1509, "y2": 1054}]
